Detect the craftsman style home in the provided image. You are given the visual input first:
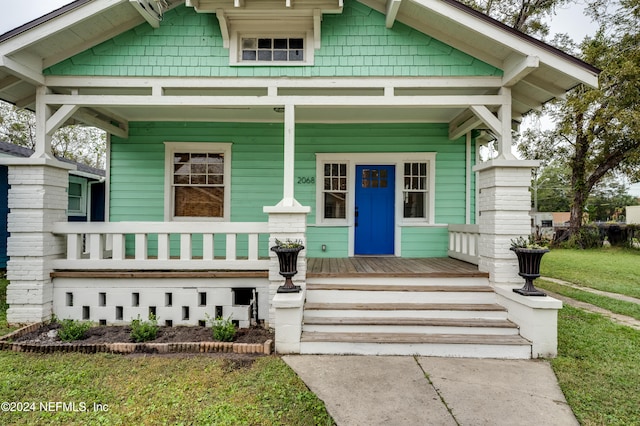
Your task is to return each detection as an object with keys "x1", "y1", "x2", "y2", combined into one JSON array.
[{"x1": 0, "y1": 0, "x2": 597, "y2": 357}]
